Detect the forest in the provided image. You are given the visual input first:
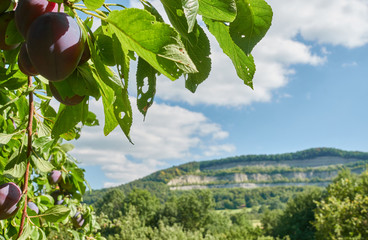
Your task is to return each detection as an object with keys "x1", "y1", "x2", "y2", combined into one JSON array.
[
  {"x1": 76, "y1": 148, "x2": 368, "y2": 239},
  {"x1": 77, "y1": 167, "x2": 368, "y2": 239}
]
